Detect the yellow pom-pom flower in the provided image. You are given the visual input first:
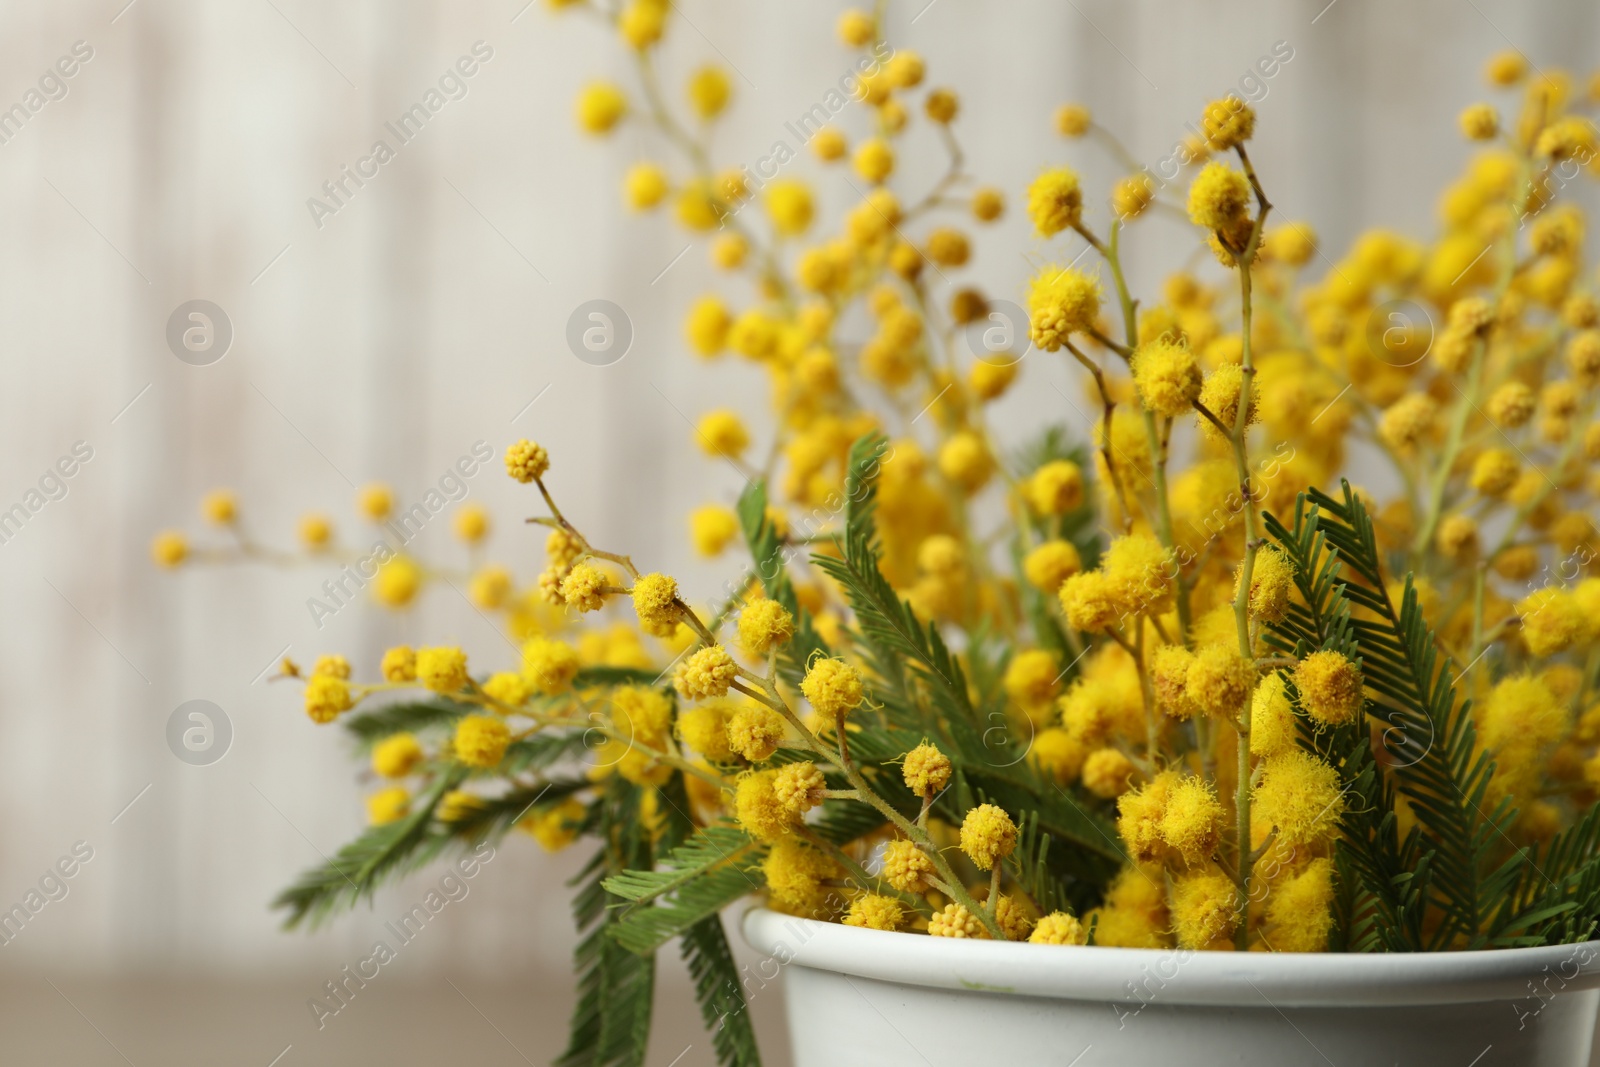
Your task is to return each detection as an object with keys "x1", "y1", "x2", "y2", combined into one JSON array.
[
  {"x1": 1030, "y1": 911, "x2": 1087, "y2": 945},
  {"x1": 304, "y1": 675, "x2": 354, "y2": 724},
  {"x1": 522, "y1": 637, "x2": 581, "y2": 694},
  {"x1": 150, "y1": 530, "x2": 188, "y2": 567},
  {"x1": 1294, "y1": 650, "x2": 1363, "y2": 726},
  {"x1": 676, "y1": 646, "x2": 739, "y2": 700},
  {"x1": 576, "y1": 81, "x2": 627, "y2": 134},
  {"x1": 1186, "y1": 162, "x2": 1252, "y2": 230},
  {"x1": 1132, "y1": 339, "x2": 1203, "y2": 417},
  {"x1": 690, "y1": 505, "x2": 740, "y2": 556},
  {"x1": 367, "y1": 787, "x2": 410, "y2": 826},
  {"x1": 453, "y1": 714, "x2": 511, "y2": 768},
  {"x1": 504, "y1": 439, "x2": 551, "y2": 483},
  {"x1": 1024, "y1": 459, "x2": 1085, "y2": 515},
  {"x1": 902, "y1": 742, "x2": 952, "y2": 798},
  {"x1": 735, "y1": 769, "x2": 798, "y2": 842},
  {"x1": 928, "y1": 902, "x2": 989, "y2": 939},
  {"x1": 416, "y1": 646, "x2": 468, "y2": 693},
  {"x1": 381, "y1": 645, "x2": 417, "y2": 683},
  {"x1": 1023, "y1": 539, "x2": 1082, "y2": 592},
  {"x1": 1170, "y1": 868, "x2": 1239, "y2": 948},
  {"x1": 1027, "y1": 265, "x2": 1101, "y2": 351},
  {"x1": 372, "y1": 733, "x2": 424, "y2": 779},
  {"x1": 630, "y1": 572, "x2": 680, "y2": 631},
  {"x1": 800, "y1": 657, "x2": 865, "y2": 719},
  {"x1": 373, "y1": 556, "x2": 422, "y2": 609},
  {"x1": 959, "y1": 803, "x2": 1018, "y2": 871},
  {"x1": 1251, "y1": 750, "x2": 1345, "y2": 847},
  {"x1": 1026, "y1": 167, "x2": 1084, "y2": 238},
  {"x1": 727, "y1": 703, "x2": 785, "y2": 761},
  {"x1": 737, "y1": 599, "x2": 795, "y2": 655}
]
